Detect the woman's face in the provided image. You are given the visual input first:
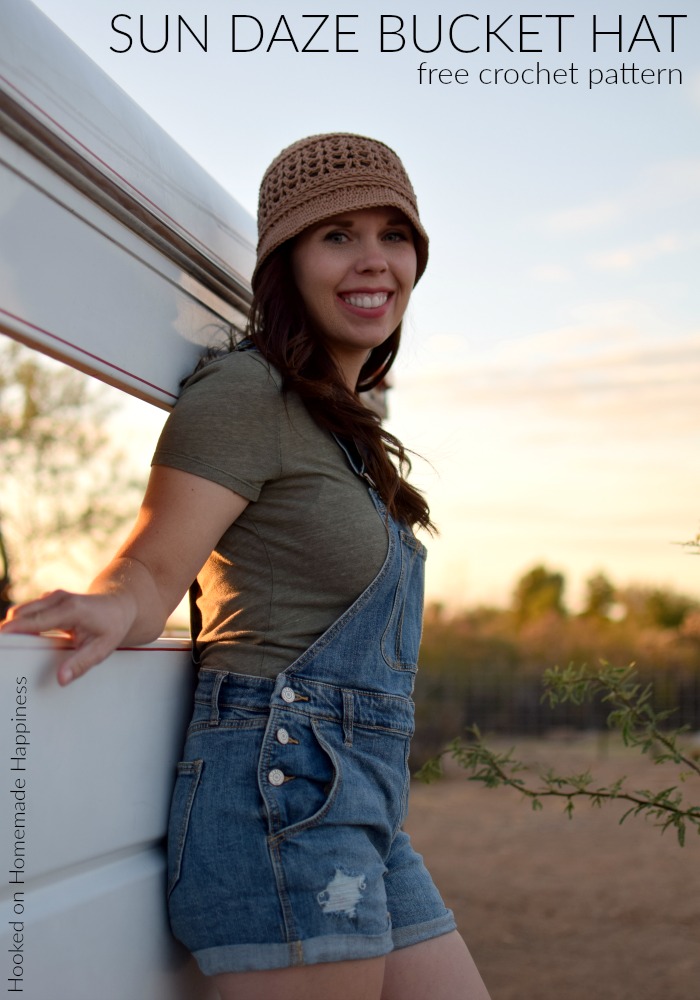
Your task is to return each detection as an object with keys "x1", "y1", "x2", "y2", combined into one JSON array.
[{"x1": 291, "y1": 207, "x2": 417, "y2": 388}]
